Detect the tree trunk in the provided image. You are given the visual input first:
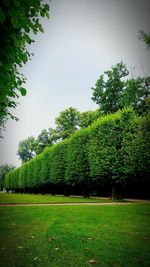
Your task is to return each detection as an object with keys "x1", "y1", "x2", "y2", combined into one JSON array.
[{"x1": 111, "y1": 184, "x2": 118, "y2": 199}]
